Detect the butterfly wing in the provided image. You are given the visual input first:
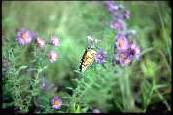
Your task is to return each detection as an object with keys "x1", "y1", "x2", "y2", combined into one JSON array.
[{"x1": 80, "y1": 49, "x2": 96, "y2": 72}]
